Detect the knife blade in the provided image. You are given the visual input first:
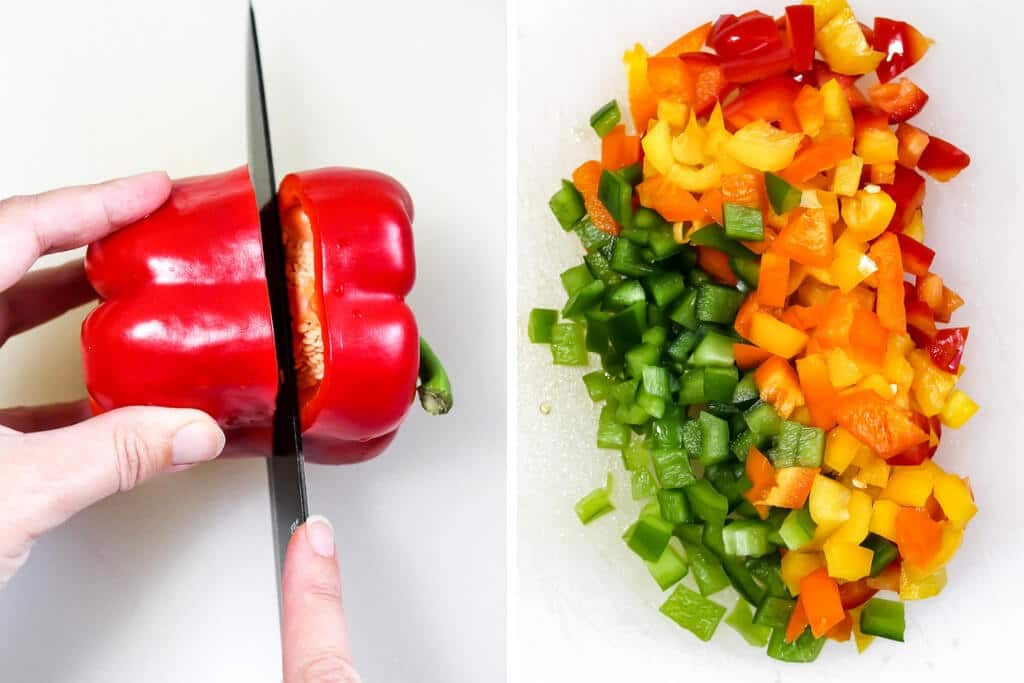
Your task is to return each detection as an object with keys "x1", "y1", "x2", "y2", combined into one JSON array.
[{"x1": 247, "y1": 3, "x2": 309, "y2": 597}]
